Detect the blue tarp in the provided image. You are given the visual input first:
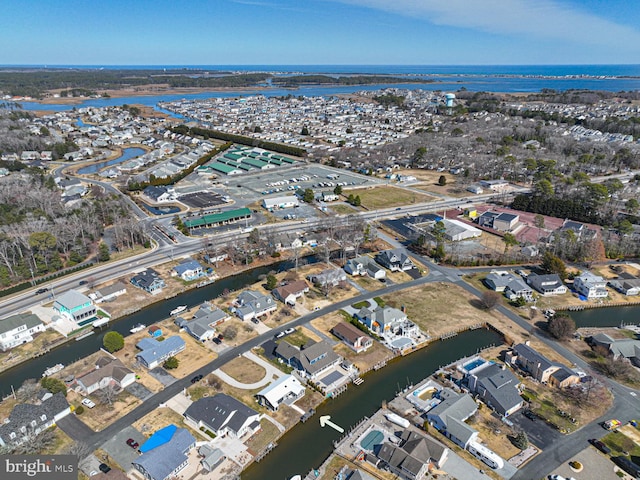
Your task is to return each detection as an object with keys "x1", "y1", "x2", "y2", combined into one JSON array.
[{"x1": 139, "y1": 424, "x2": 177, "y2": 453}]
